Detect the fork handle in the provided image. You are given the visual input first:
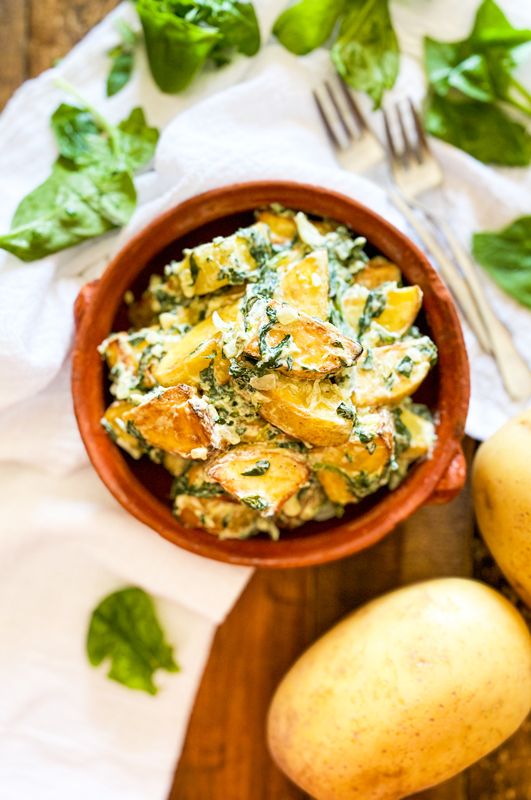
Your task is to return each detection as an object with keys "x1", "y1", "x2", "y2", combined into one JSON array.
[
  {"x1": 389, "y1": 191, "x2": 491, "y2": 353},
  {"x1": 439, "y1": 220, "x2": 531, "y2": 402}
]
